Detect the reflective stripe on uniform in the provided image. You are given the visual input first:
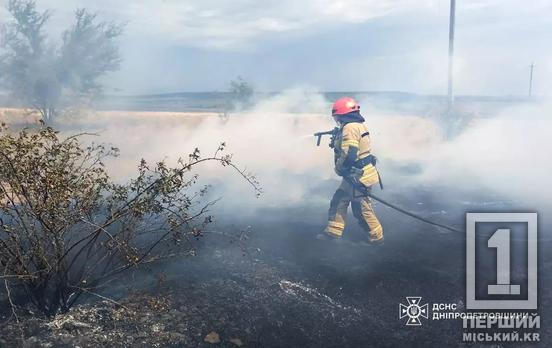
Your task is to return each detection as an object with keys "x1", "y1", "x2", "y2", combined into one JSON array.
[
  {"x1": 359, "y1": 164, "x2": 379, "y2": 186},
  {"x1": 369, "y1": 224, "x2": 383, "y2": 241},
  {"x1": 327, "y1": 220, "x2": 345, "y2": 229},
  {"x1": 341, "y1": 140, "x2": 359, "y2": 148},
  {"x1": 325, "y1": 220, "x2": 345, "y2": 237},
  {"x1": 361, "y1": 164, "x2": 378, "y2": 176},
  {"x1": 325, "y1": 225, "x2": 343, "y2": 237}
]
